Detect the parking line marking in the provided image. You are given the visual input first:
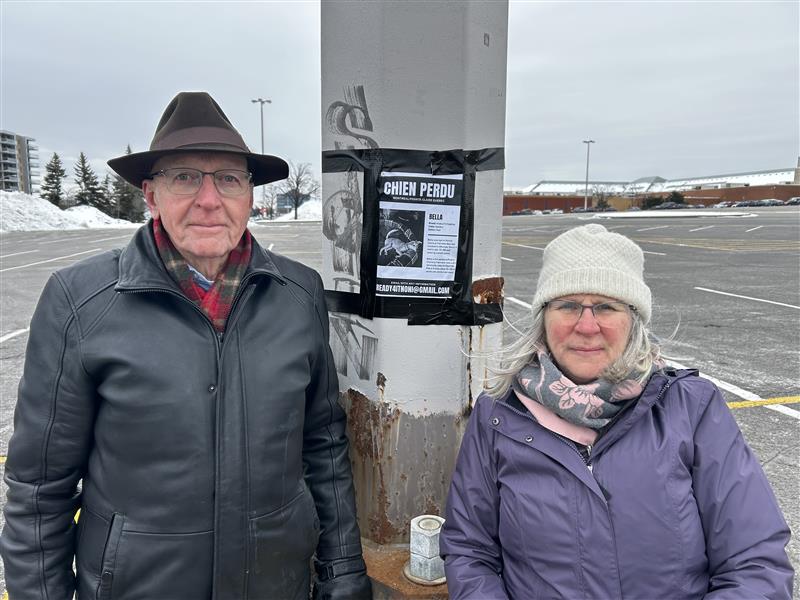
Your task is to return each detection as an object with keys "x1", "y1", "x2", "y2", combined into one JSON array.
[
  {"x1": 506, "y1": 296, "x2": 532, "y2": 309},
  {"x1": 667, "y1": 360, "x2": 800, "y2": 420},
  {"x1": 0, "y1": 249, "x2": 102, "y2": 273},
  {"x1": 694, "y1": 286, "x2": 800, "y2": 310},
  {"x1": 501, "y1": 256, "x2": 514, "y2": 262},
  {"x1": 666, "y1": 359, "x2": 760, "y2": 399},
  {"x1": 86, "y1": 234, "x2": 132, "y2": 243},
  {"x1": 727, "y1": 396, "x2": 800, "y2": 409},
  {"x1": 0, "y1": 328, "x2": 29, "y2": 343},
  {"x1": 745, "y1": 226, "x2": 763, "y2": 233},
  {"x1": 502, "y1": 242, "x2": 545, "y2": 251},
  {"x1": 636, "y1": 225, "x2": 670, "y2": 232},
  {"x1": 37, "y1": 235, "x2": 86, "y2": 245},
  {"x1": 689, "y1": 225, "x2": 714, "y2": 232},
  {"x1": 0, "y1": 249, "x2": 38, "y2": 259},
  {"x1": 643, "y1": 250, "x2": 667, "y2": 256}
]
